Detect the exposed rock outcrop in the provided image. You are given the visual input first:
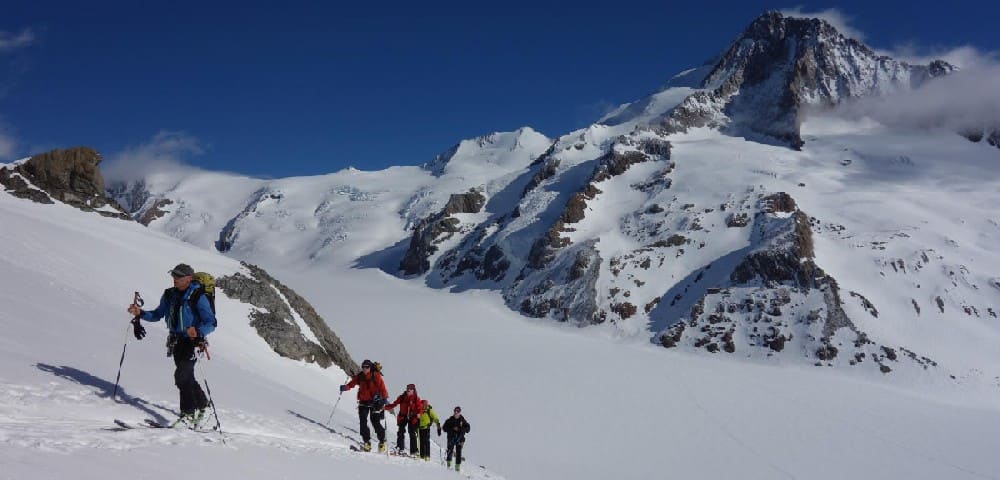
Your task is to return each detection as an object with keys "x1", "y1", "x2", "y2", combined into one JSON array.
[
  {"x1": 0, "y1": 147, "x2": 131, "y2": 219},
  {"x1": 107, "y1": 179, "x2": 175, "y2": 225},
  {"x1": 400, "y1": 189, "x2": 487, "y2": 275},
  {"x1": 509, "y1": 240, "x2": 603, "y2": 324},
  {"x1": 657, "y1": 192, "x2": 934, "y2": 373},
  {"x1": 217, "y1": 262, "x2": 357, "y2": 372},
  {"x1": 527, "y1": 147, "x2": 660, "y2": 270}
]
